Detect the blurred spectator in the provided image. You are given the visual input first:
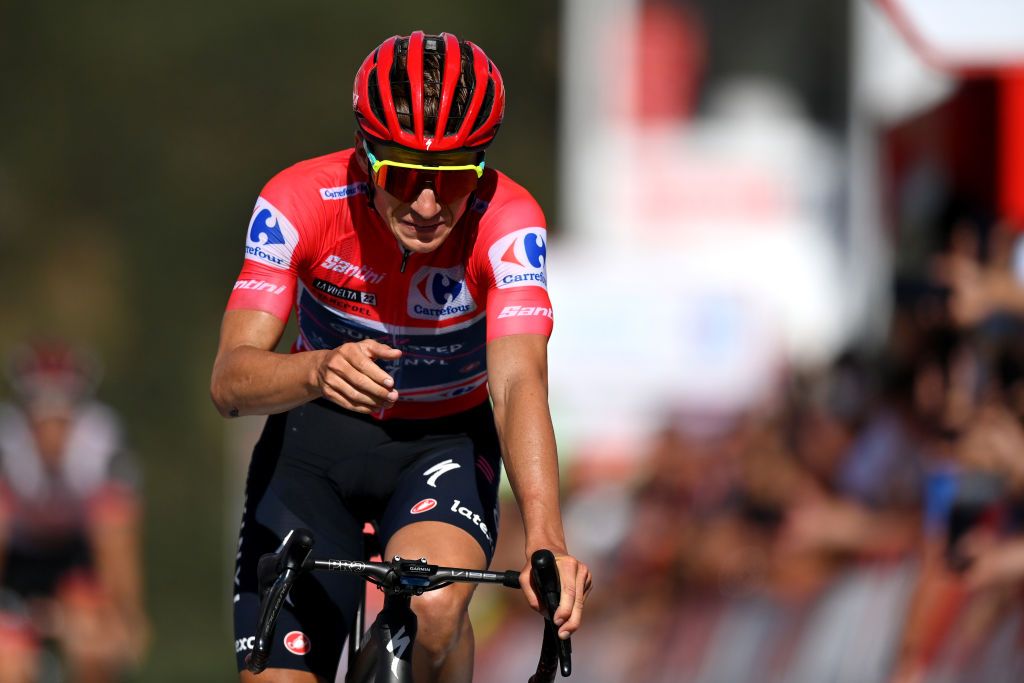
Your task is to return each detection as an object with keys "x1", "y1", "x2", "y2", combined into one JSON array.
[
  {"x1": 935, "y1": 219, "x2": 1024, "y2": 328},
  {"x1": 888, "y1": 320, "x2": 1024, "y2": 681},
  {"x1": 0, "y1": 341, "x2": 148, "y2": 682},
  {"x1": 477, "y1": 209, "x2": 1024, "y2": 681}
]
